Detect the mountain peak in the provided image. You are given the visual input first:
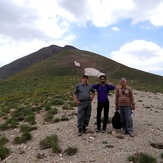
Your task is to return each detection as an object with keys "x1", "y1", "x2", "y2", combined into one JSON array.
[{"x1": 63, "y1": 45, "x2": 77, "y2": 50}]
